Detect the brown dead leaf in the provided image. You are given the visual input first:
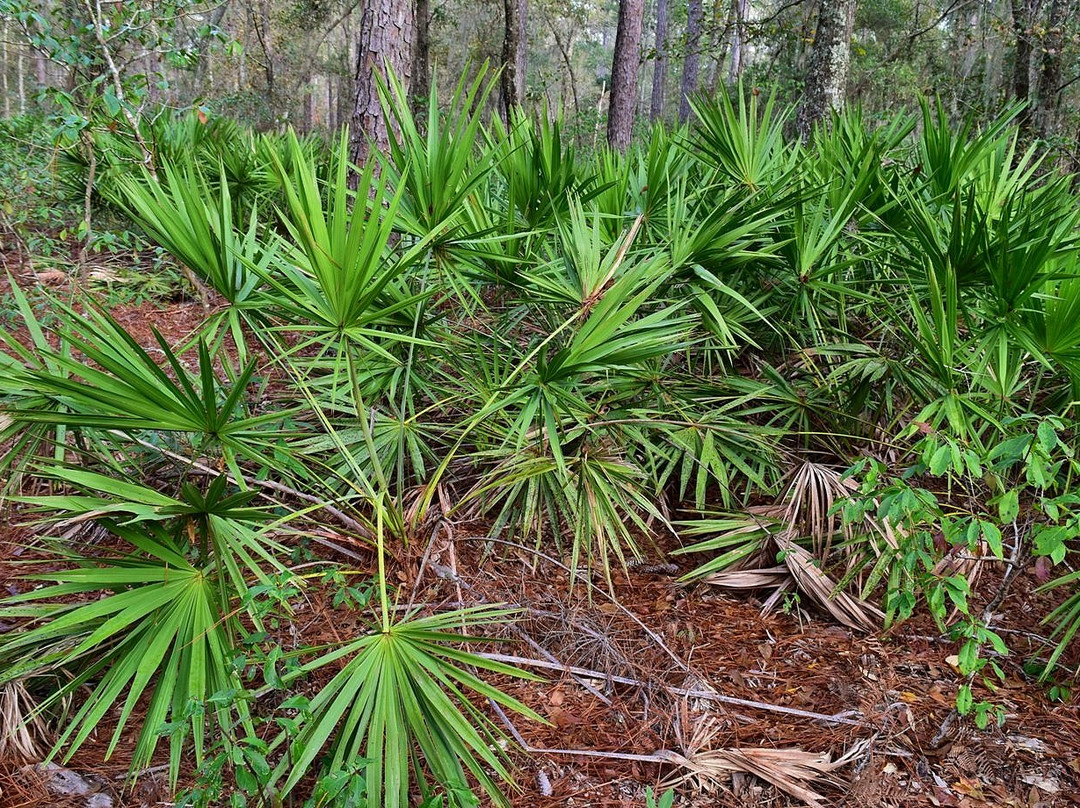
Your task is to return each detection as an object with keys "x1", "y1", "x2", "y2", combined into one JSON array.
[
  {"x1": 549, "y1": 707, "x2": 583, "y2": 728},
  {"x1": 953, "y1": 776, "x2": 984, "y2": 798}
]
